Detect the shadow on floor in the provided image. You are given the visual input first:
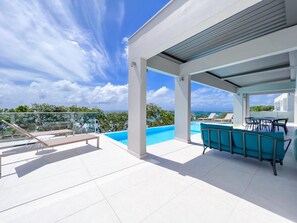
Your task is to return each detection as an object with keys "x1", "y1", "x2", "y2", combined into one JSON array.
[
  {"x1": 15, "y1": 145, "x2": 100, "y2": 177},
  {"x1": 145, "y1": 144, "x2": 297, "y2": 222}
]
